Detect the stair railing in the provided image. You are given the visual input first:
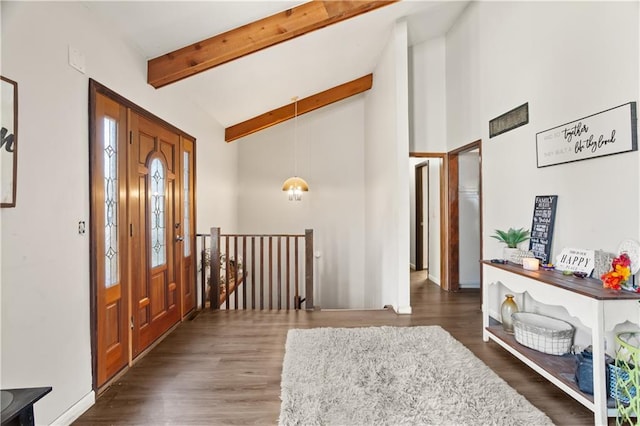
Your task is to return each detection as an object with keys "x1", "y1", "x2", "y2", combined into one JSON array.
[{"x1": 197, "y1": 228, "x2": 314, "y2": 311}]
